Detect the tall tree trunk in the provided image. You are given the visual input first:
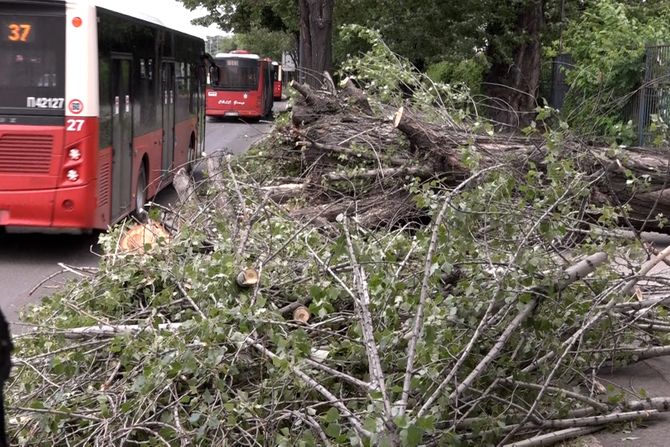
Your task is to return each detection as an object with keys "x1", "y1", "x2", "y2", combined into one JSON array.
[
  {"x1": 484, "y1": 0, "x2": 544, "y2": 128},
  {"x1": 298, "y1": 0, "x2": 334, "y2": 87}
]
